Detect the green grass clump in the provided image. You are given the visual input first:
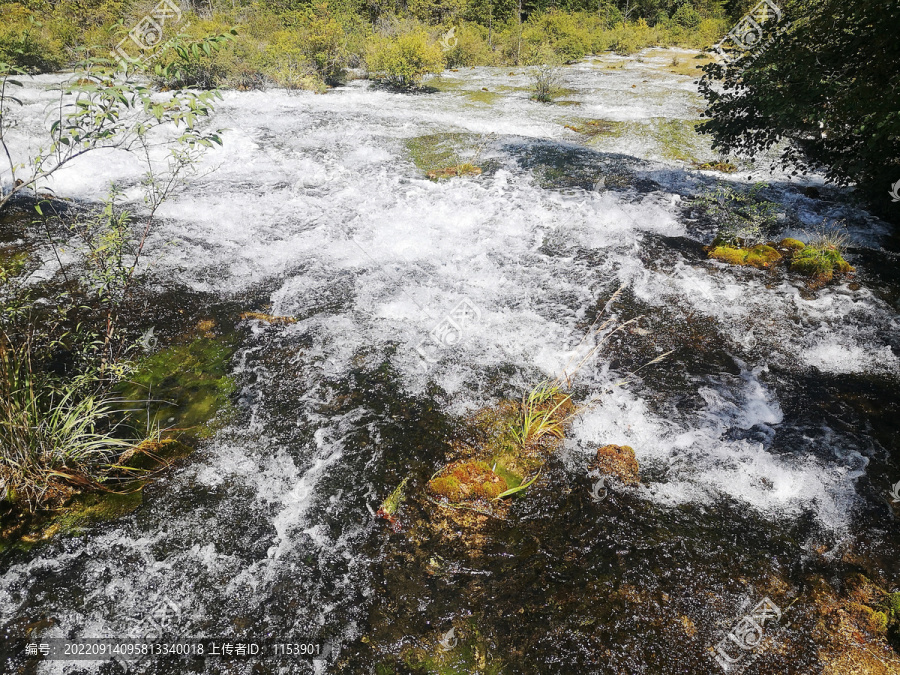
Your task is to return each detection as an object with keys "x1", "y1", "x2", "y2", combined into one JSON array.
[
  {"x1": 789, "y1": 244, "x2": 853, "y2": 282},
  {"x1": 0, "y1": 341, "x2": 143, "y2": 512}
]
